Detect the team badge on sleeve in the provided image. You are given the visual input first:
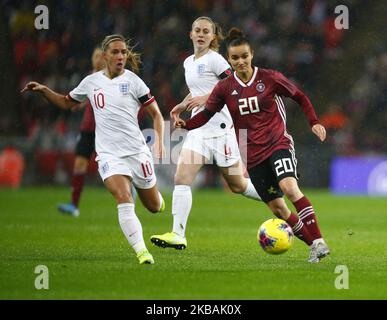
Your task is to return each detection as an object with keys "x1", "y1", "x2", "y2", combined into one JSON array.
[
  {"x1": 119, "y1": 83, "x2": 130, "y2": 95},
  {"x1": 256, "y1": 82, "x2": 265, "y2": 92}
]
